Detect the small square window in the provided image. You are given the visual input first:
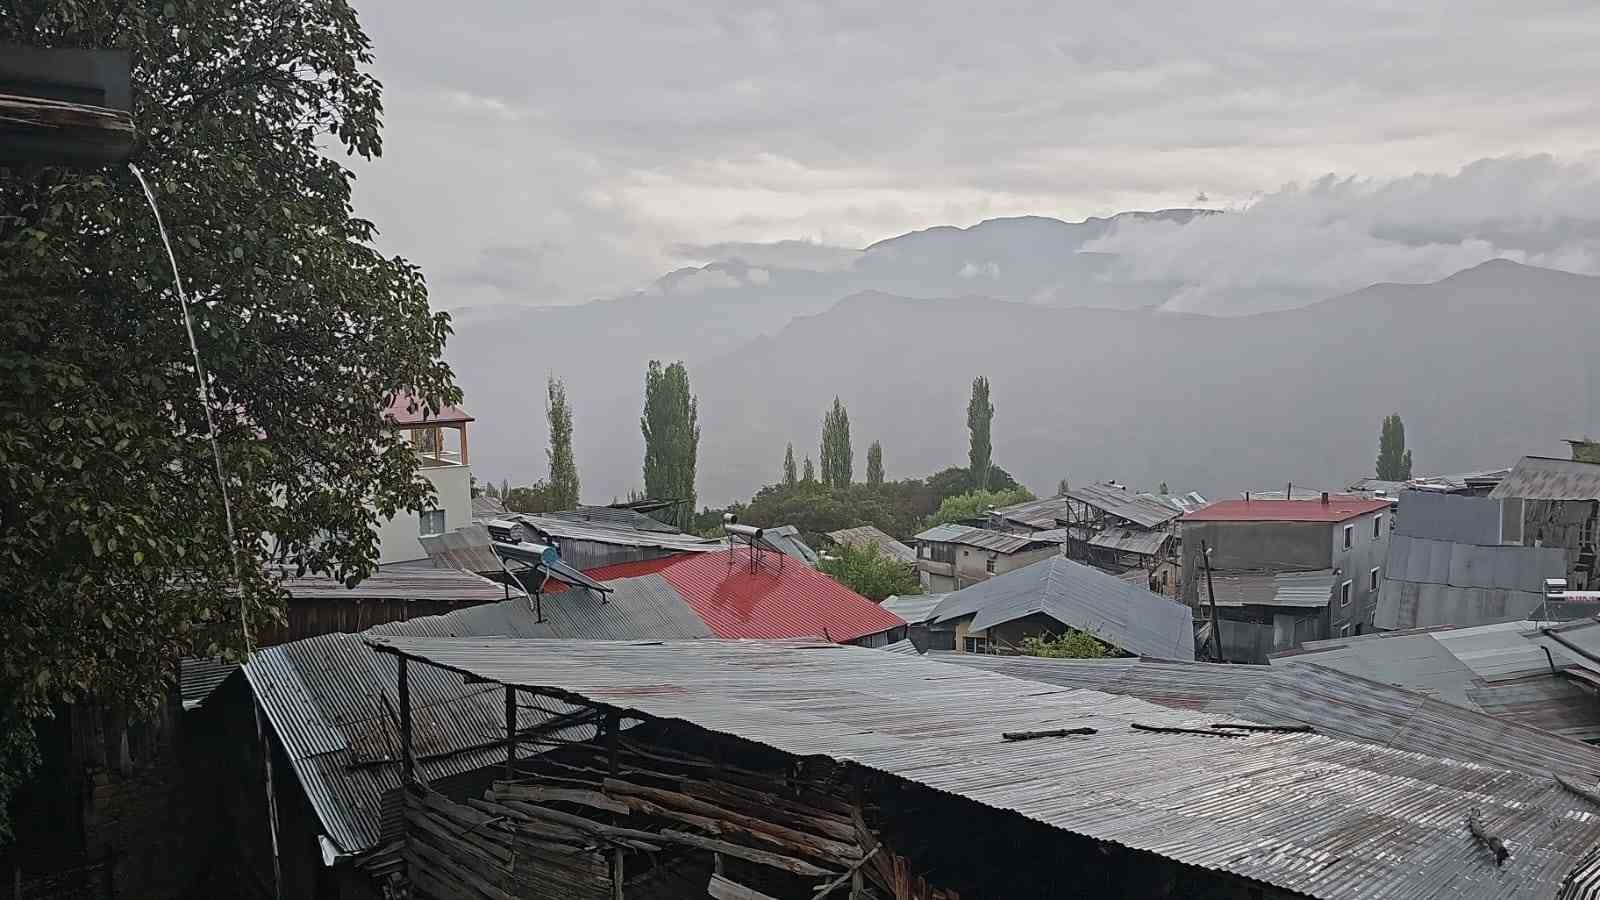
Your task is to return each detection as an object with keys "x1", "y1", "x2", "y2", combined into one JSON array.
[
  {"x1": 1340, "y1": 580, "x2": 1353, "y2": 607},
  {"x1": 1343, "y1": 524, "x2": 1354, "y2": 550},
  {"x1": 1373, "y1": 515, "x2": 1384, "y2": 539},
  {"x1": 1370, "y1": 567, "x2": 1380, "y2": 592},
  {"x1": 419, "y1": 509, "x2": 446, "y2": 536},
  {"x1": 985, "y1": 557, "x2": 996, "y2": 574}
]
